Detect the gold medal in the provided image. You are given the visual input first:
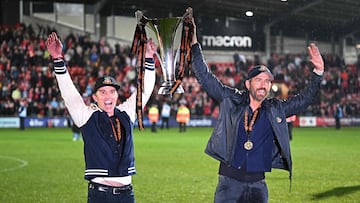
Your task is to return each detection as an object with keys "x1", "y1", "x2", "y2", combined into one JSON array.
[
  {"x1": 244, "y1": 140, "x2": 253, "y2": 150},
  {"x1": 243, "y1": 108, "x2": 259, "y2": 151}
]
